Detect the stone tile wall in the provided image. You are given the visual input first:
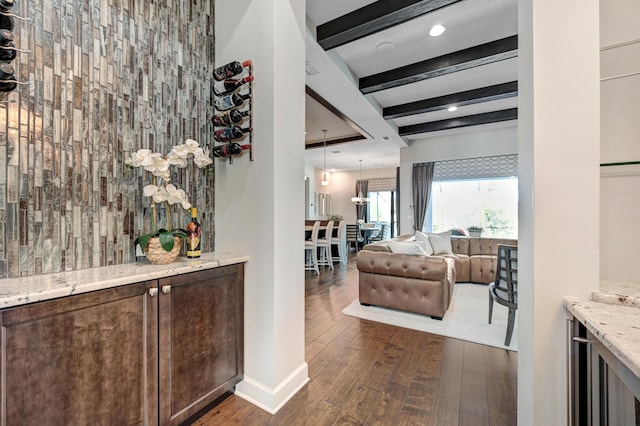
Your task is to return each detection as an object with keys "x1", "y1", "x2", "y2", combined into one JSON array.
[{"x1": 0, "y1": 0, "x2": 216, "y2": 278}]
